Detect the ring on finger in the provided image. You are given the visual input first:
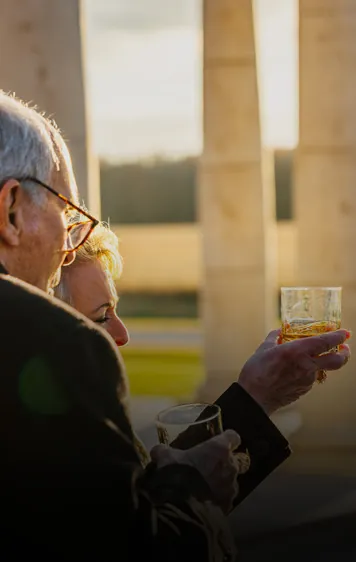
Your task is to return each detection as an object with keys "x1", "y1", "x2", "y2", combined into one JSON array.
[
  {"x1": 230, "y1": 451, "x2": 251, "y2": 474},
  {"x1": 316, "y1": 369, "x2": 327, "y2": 384}
]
